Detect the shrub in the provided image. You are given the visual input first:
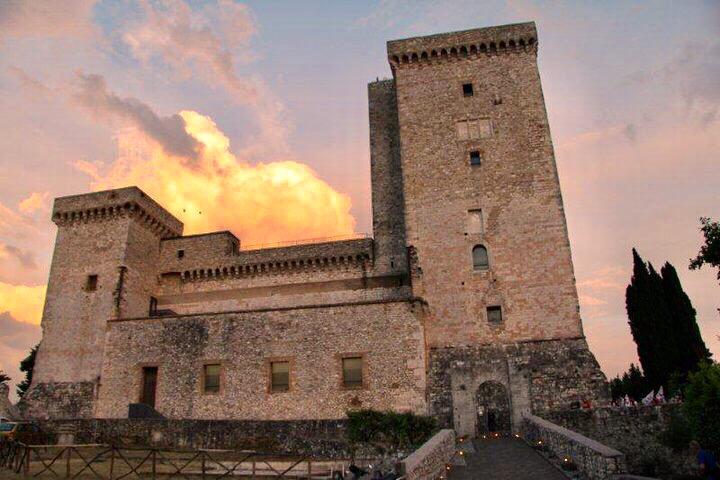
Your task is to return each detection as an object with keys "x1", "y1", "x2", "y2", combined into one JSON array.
[
  {"x1": 683, "y1": 362, "x2": 720, "y2": 453},
  {"x1": 347, "y1": 410, "x2": 436, "y2": 454}
]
